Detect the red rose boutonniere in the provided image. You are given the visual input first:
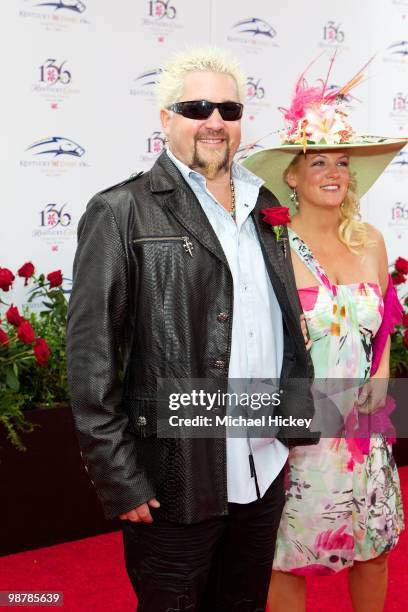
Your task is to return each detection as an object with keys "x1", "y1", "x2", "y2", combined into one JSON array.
[{"x1": 261, "y1": 207, "x2": 291, "y2": 256}]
